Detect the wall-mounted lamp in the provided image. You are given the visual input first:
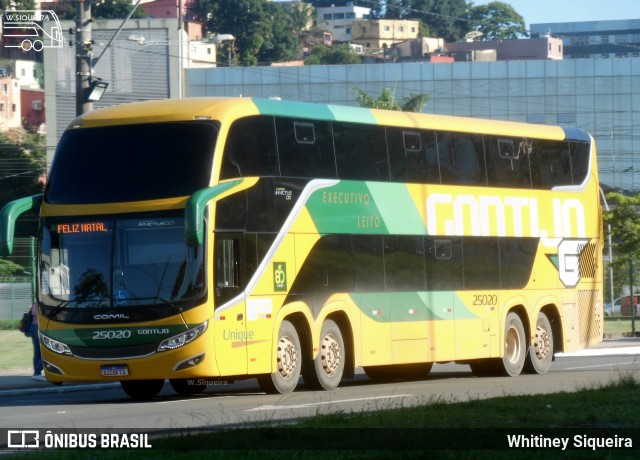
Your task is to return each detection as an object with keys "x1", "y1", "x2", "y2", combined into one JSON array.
[{"x1": 86, "y1": 78, "x2": 109, "y2": 102}]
